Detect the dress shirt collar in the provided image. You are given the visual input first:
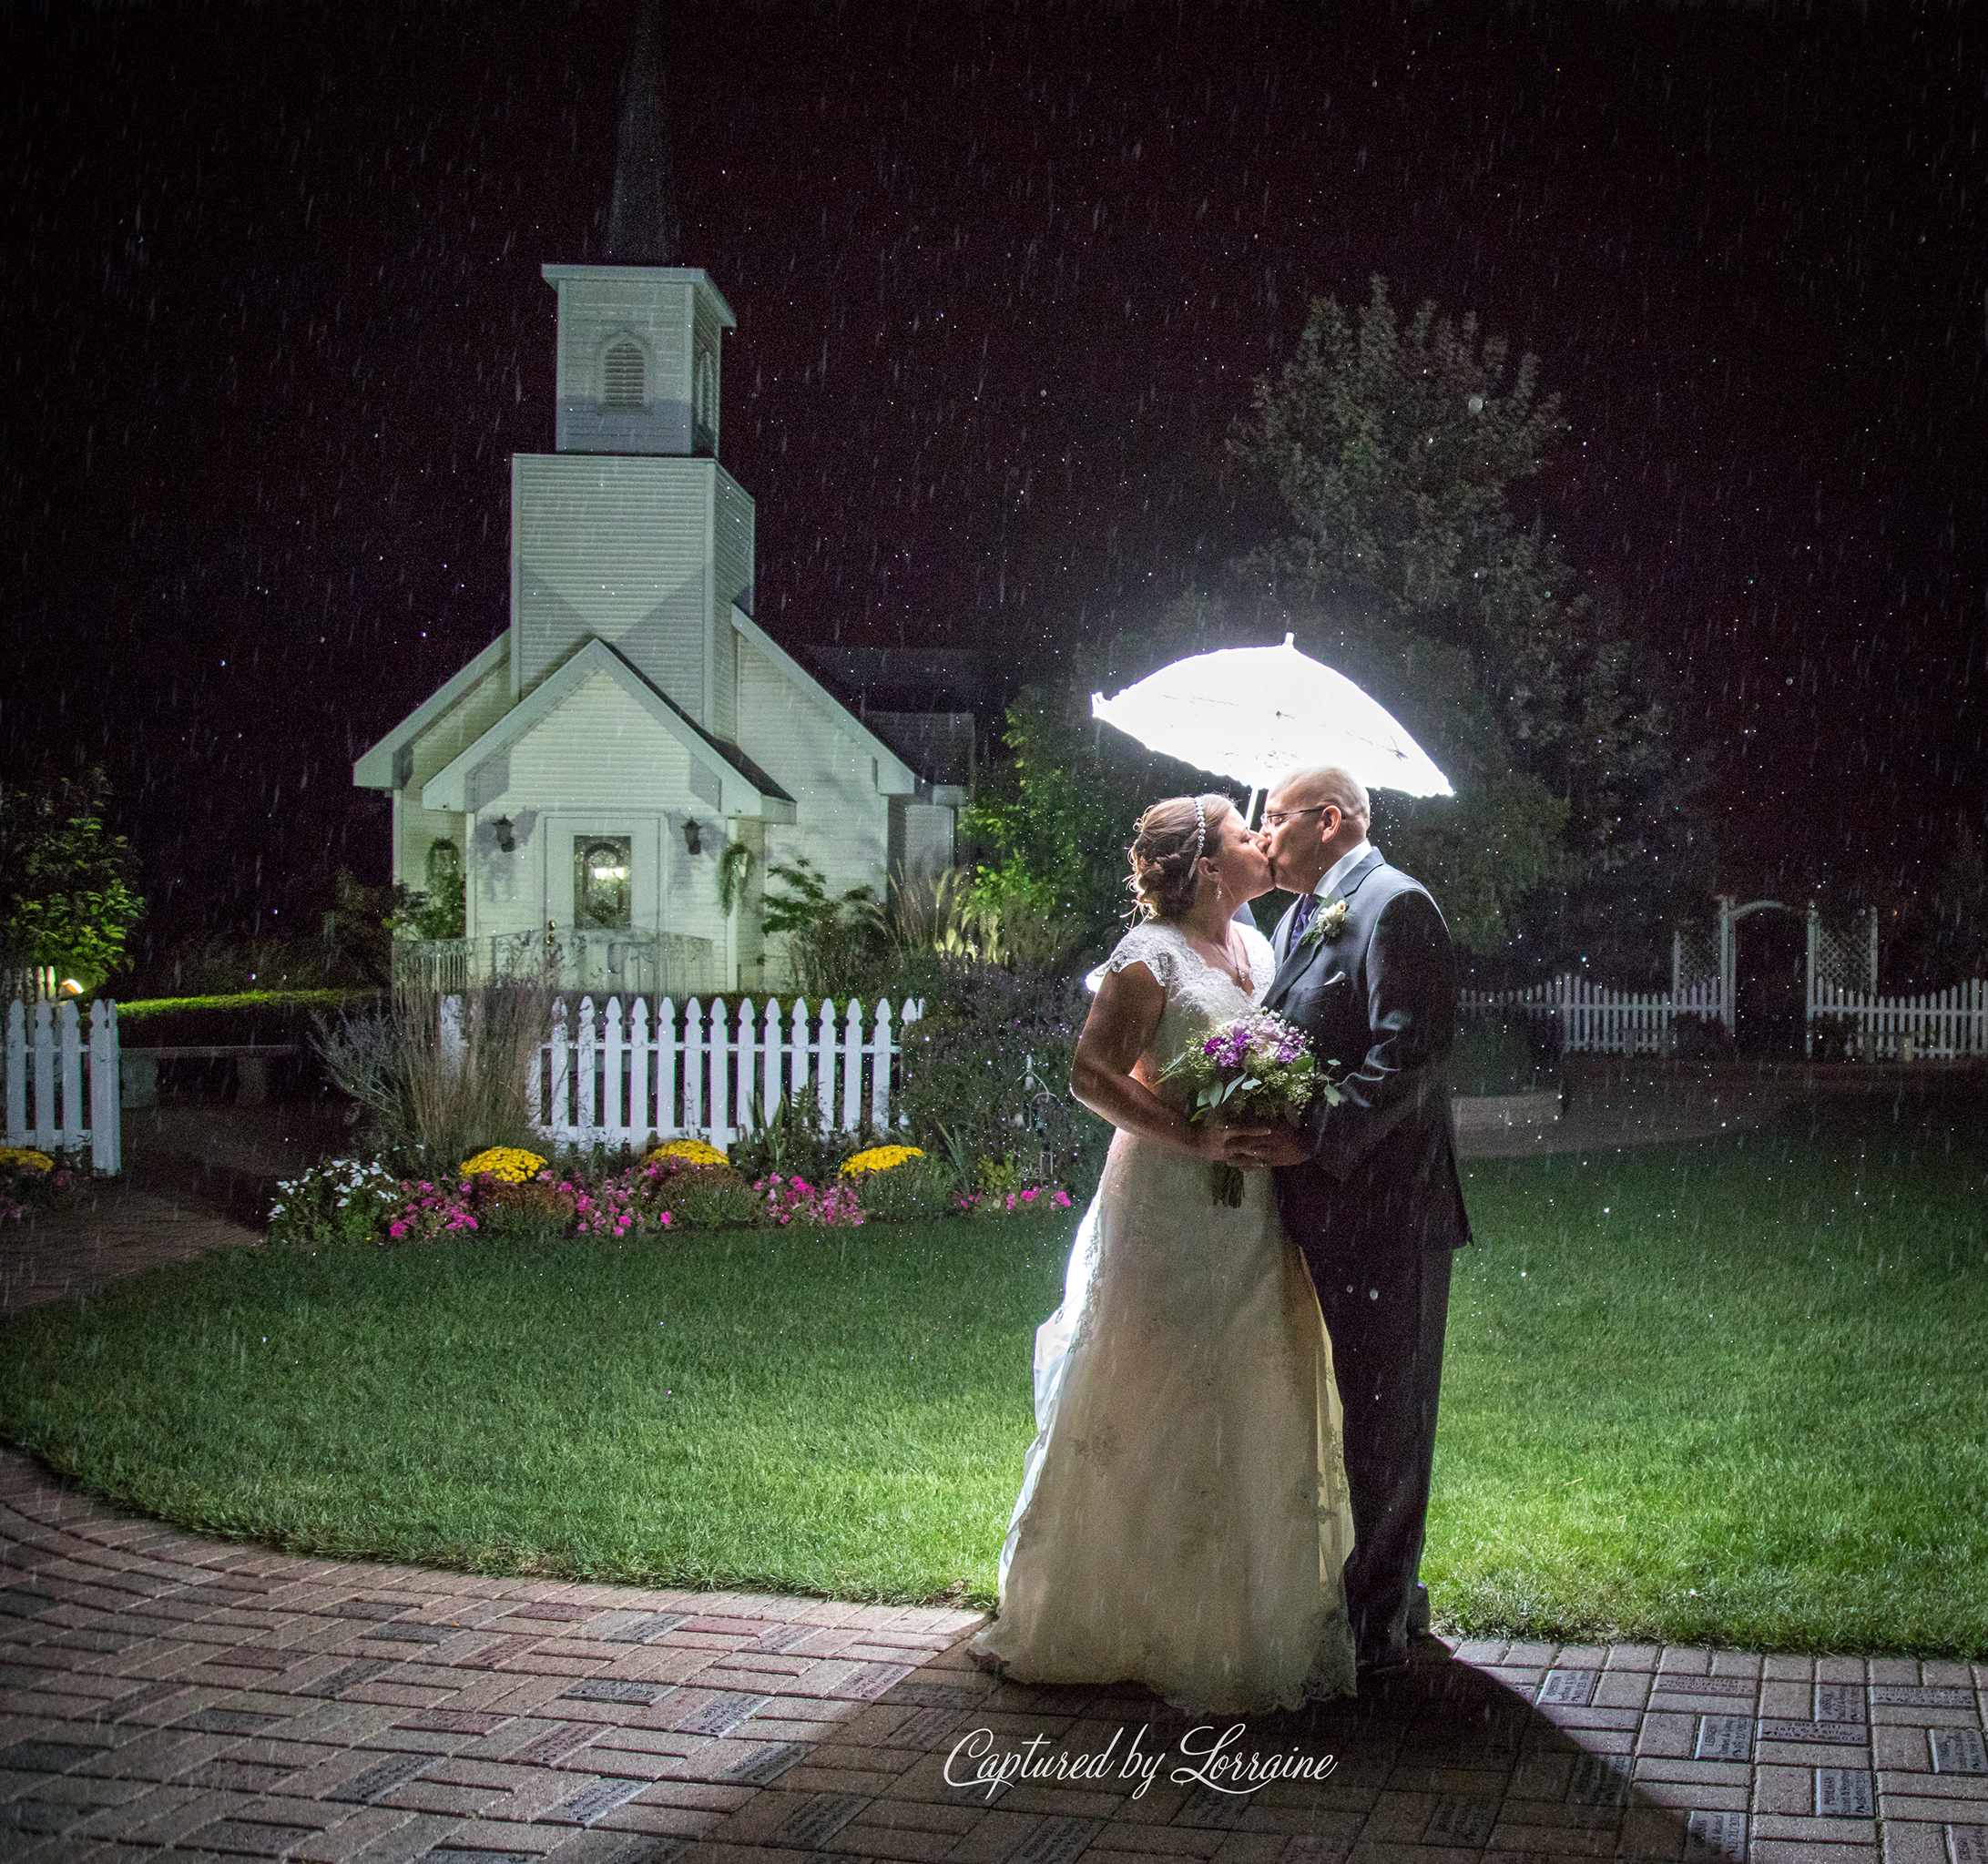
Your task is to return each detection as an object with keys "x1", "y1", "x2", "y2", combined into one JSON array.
[{"x1": 1315, "y1": 840, "x2": 1375, "y2": 901}]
